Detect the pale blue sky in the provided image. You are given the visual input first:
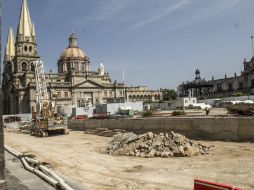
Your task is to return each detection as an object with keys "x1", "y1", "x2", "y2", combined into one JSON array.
[{"x1": 3, "y1": 0, "x2": 254, "y2": 89}]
